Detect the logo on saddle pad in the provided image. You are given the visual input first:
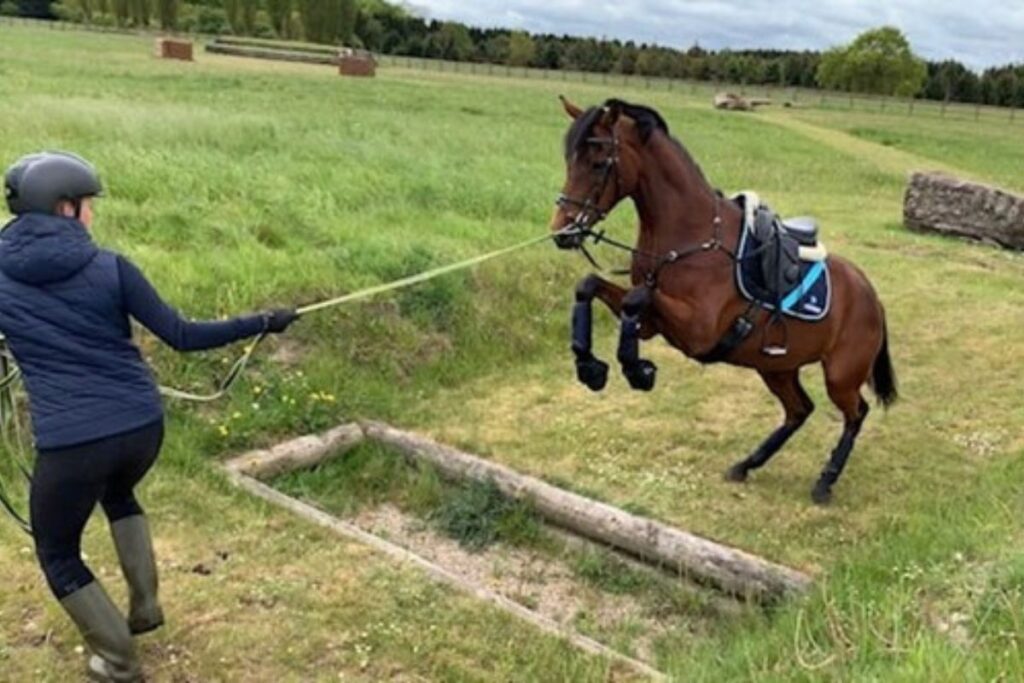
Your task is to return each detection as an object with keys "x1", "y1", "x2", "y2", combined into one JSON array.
[{"x1": 733, "y1": 192, "x2": 831, "y2": 323}]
